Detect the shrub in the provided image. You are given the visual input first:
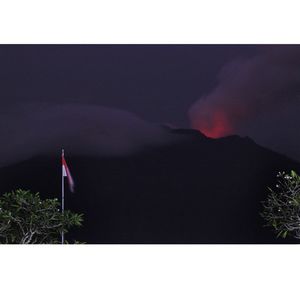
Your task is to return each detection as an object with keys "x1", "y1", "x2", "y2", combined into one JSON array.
[
  {"x1": 0, "y1": 189, "x2": 83, "y2": 244},
  {"x1": 261, "y1": 170, "x2": 300, "y2": 239}
]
